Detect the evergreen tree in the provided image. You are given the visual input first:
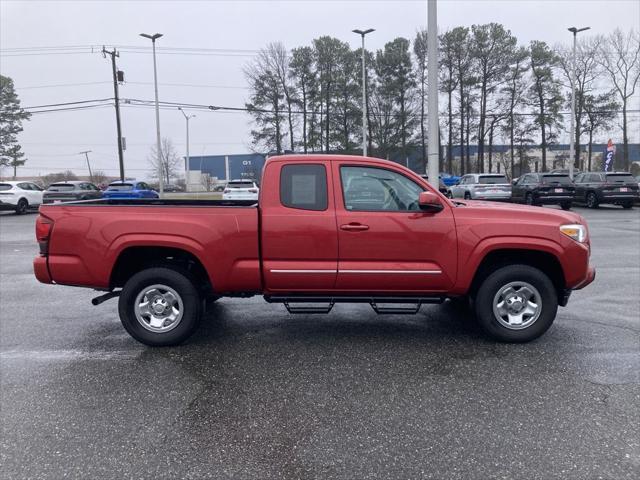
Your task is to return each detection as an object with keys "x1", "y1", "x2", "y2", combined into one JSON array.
[{"x1": 0, "y1": 75, "x2": 31, "y2": 173}]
